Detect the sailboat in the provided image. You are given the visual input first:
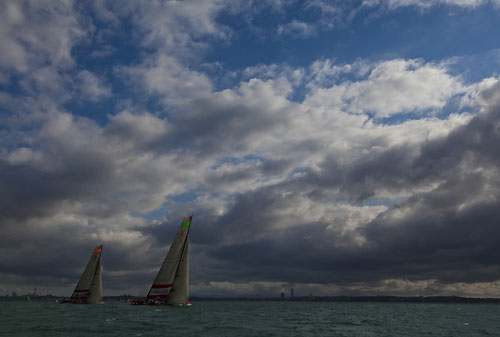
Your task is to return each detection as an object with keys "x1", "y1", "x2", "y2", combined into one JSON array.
[
  {"x1": 130, "y1": 216, "x2": 192, "y2": 306},
  {"x1": 61, "y1": 245, "x2": 103, "y2": 304}
]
